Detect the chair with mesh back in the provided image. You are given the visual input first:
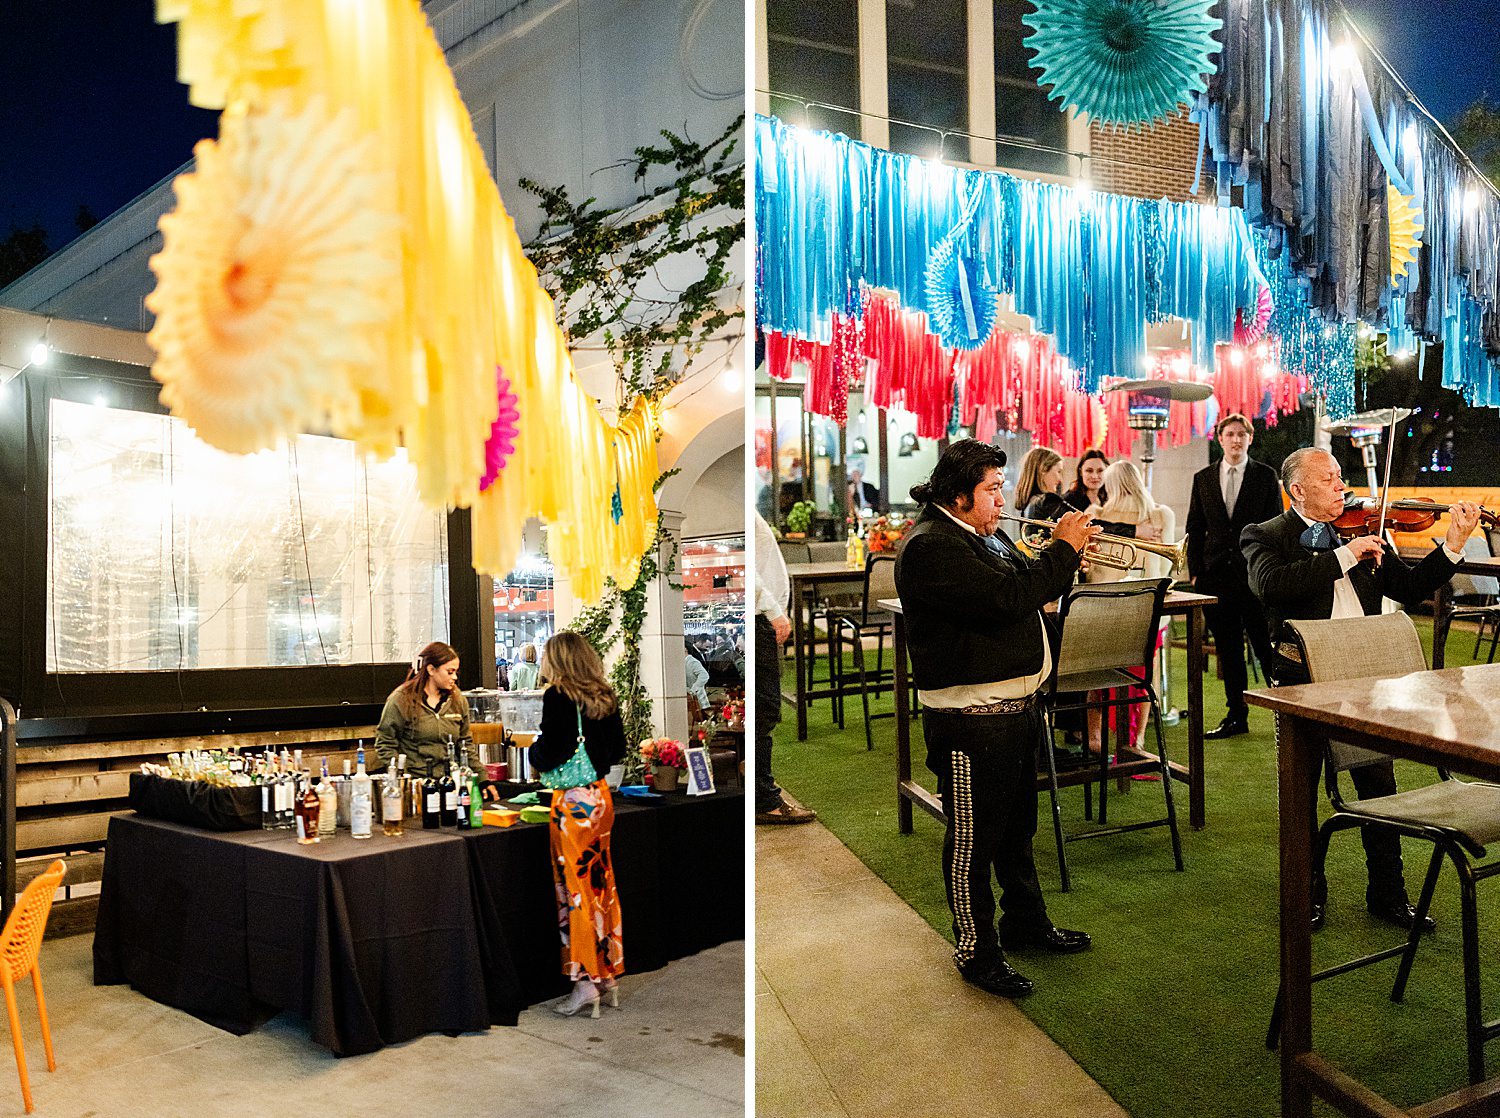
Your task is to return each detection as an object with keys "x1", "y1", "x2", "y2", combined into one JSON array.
[
  {"x1": 804, "y1": 542, "x2": 856, "y2": 695},
  {"x1": 1042, "y1": 578, "x2": 1183, "y2": 891},
  {"x1": 1436, "y1": 534, "x2": 1500, "y2": 663},
  {"x1": 0, "y1": 860, "x2": 65, "y2": 1113},
  {"x1": 1263, "y1": 612, "x2": 1500, "y2": 1083},
  {"x1": 830, "y1": 553, "x2": 898, "y2": 751}
]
